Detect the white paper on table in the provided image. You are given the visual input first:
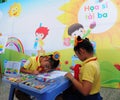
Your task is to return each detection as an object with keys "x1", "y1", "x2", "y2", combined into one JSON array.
[{"x1": 37, "y1": 70, "x2": 68, "y2": 79}]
